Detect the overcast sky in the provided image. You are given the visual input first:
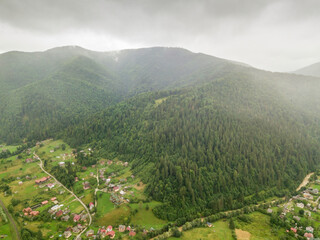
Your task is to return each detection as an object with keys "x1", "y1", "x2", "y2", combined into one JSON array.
[{"x1": 0, "y1": 0, "x2": 319, "y2": 72}]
